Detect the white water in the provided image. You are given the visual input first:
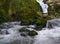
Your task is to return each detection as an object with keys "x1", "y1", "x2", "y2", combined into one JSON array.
[
  {"x1": 34, "y1": 19, "x2": 60, "y2": 44},
  {"x1": 36, "y1": 0, "x2": 48, "y2": 13},
  {"x1": 0, "y1": 22, "x2": 34, "y2": 44},
  {"x1": 0, "y1": 19, "x2": 60, "y2": 44}
]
